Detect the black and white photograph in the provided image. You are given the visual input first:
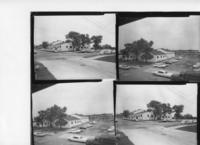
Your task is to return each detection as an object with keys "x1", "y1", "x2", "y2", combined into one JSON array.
[
  {"x1": 118, "y1": 15, "x2": 200, "y2": 82},
  {"x1": 32, "y1": 81, "x2": 115, "y2": 145},
  {"x1": 116, "y1": 83, "x2": 197, "y2": 145},
  {"x1": 33, "y1": 14, "x2": 116, "y2": 80}
]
